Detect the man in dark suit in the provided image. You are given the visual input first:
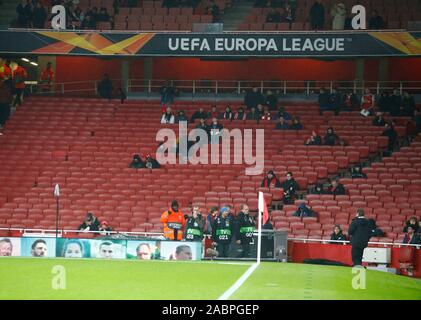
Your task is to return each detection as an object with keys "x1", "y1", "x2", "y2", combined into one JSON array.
[{"x1": 348, "y1": 209, "x2": 372, "y2": 267}]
